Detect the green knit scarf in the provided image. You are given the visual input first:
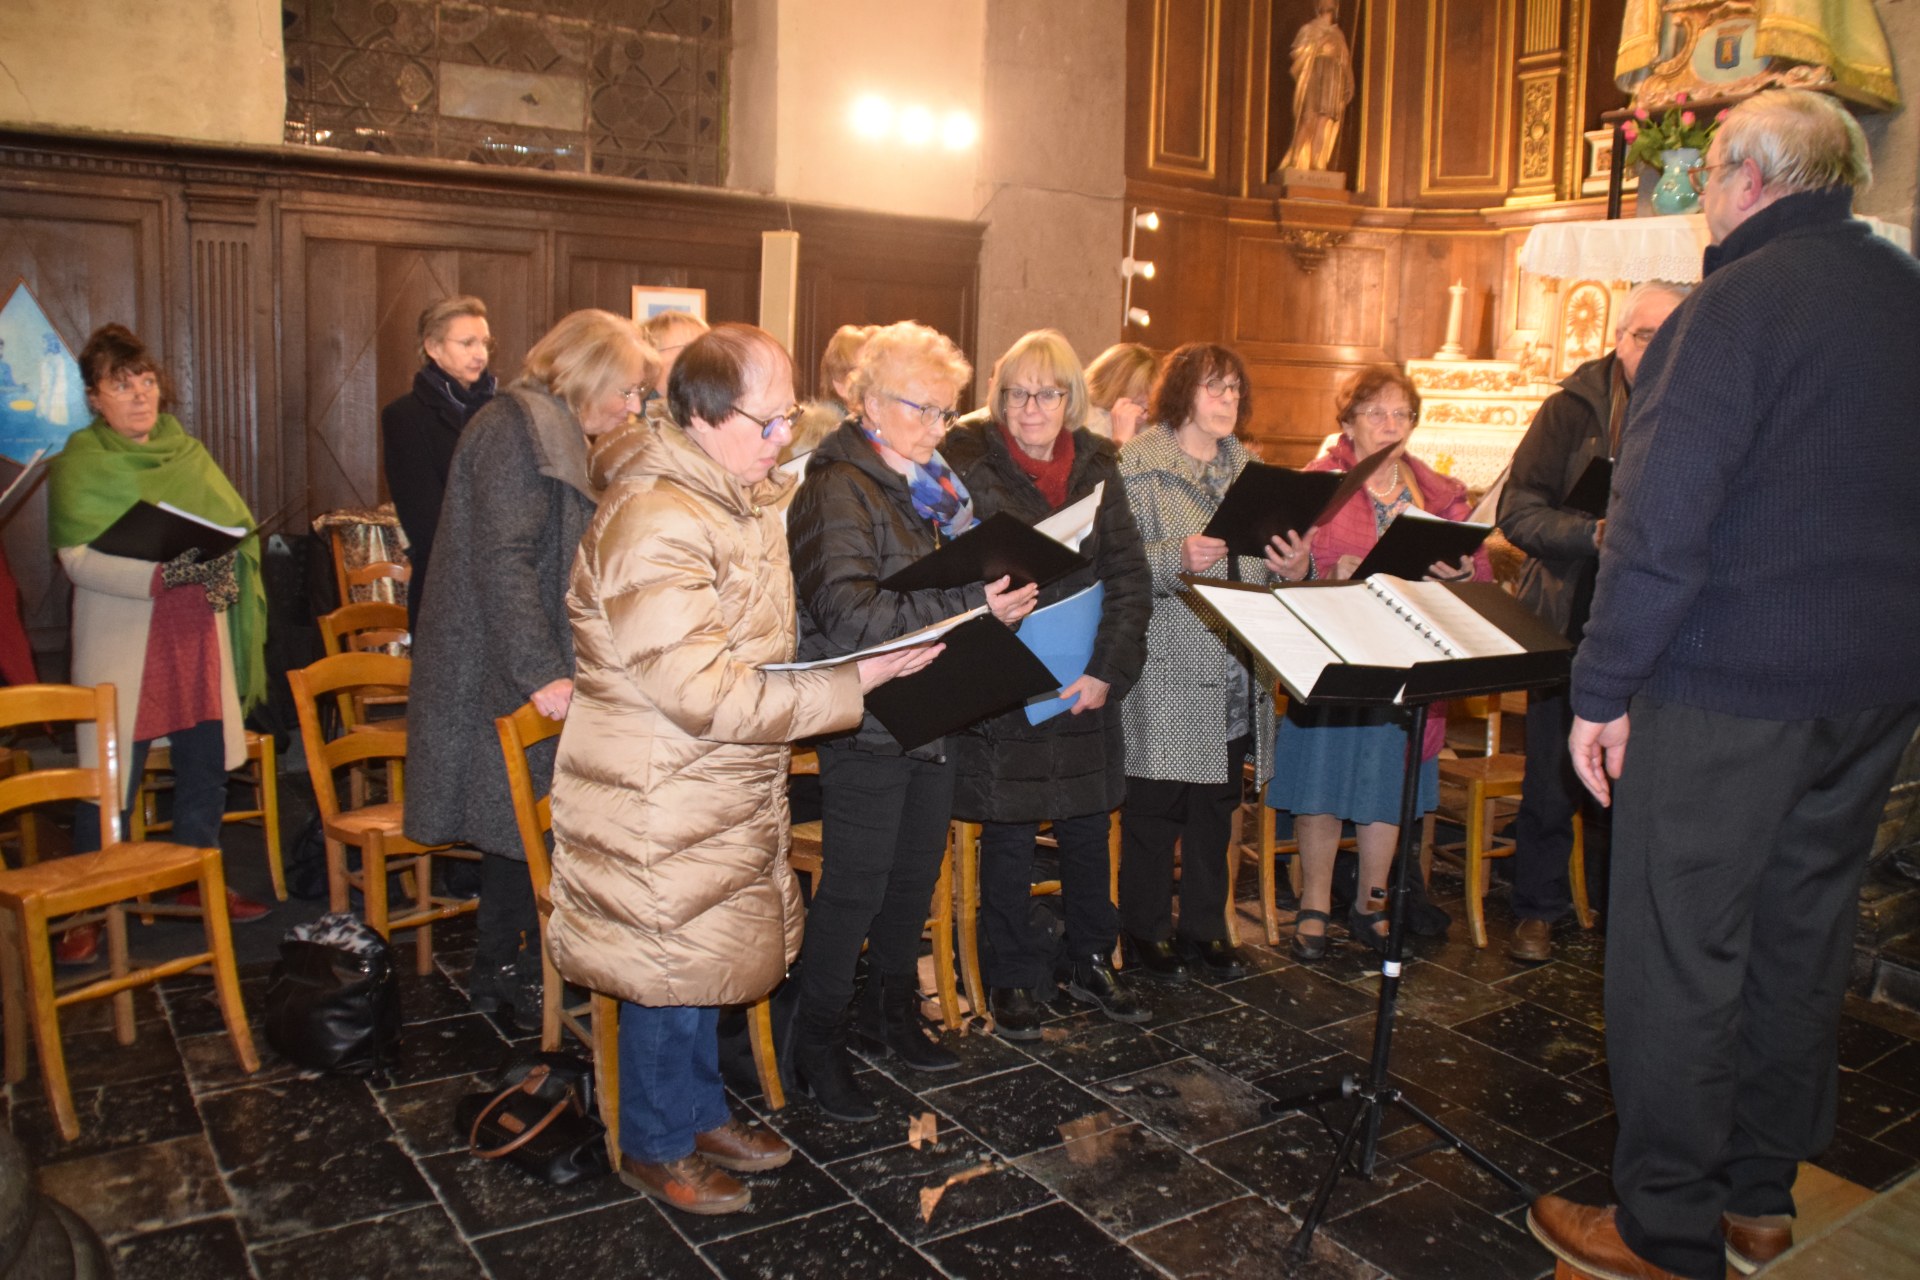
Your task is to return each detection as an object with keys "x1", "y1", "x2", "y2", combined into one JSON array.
[{"x1": 47, "y1": 415, "x2": 267, "y2": 711}]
